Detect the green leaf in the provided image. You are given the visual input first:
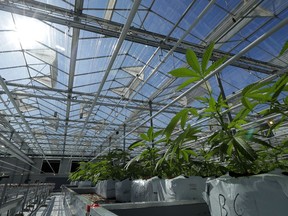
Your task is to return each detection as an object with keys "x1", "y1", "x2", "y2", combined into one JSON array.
[
  {"x1": 187, "y1": 108, "x2": 198, "y2": 117},
  {"x1": 205, "y1": 147, "x2": 219, "y2": 160},
  {"x1": 153, "y1": 129, "x2": 164, "y2": 139},
  {"x1": 205, "y1": 56, "x2": 226, "y2": 76},
  {"x1": 128, "y1": 141, "x2": 145, "y2": 150},
  {"x1": 284, "y1": 96, "x2": 288, "y2": 105},
  {"x1": 280, "y1": 41, "x2": 288, "y2": 56},
  {"x1": 140, "y1": 133, "x2": 150, "y2": 141},
  {"x1": 164, "y1": 110, "x2": 185, "y2": 138},
  {"x1": 195, "y1": 96, "x2": 209, "y2": 103},
  {"x1": 272, "y1": 75, "x2": 288, "y2": 101},
  {"x1": 180, "y1": 110, "x2": 188, "y2": 129},
  {"x1": 242, "y1": 81, "x2": 271, "y2": 97},
  {"x1": 208, "y1": 131, "x2": 221, "y2": 143},
  {"x1": 248, "y1": 136, "x2": 273, "y2": 148},
  {"x1": 201, "y1": 42, "x2": 215, "y2": 72},
  {"x1": 185, "y1": 149, "x2": 198, "y2": 157},
  {"x1": 147, "y1": 127, "x2": 153, "y2": 141},
  {"x1": 241, "y1": 97, "x2": 255, "y2": 110},
  {"x1": 181, "y1": 150, "x2": 189, "y2": 162},
  {"x1": 176, "y1": 77, "x2": 201, "y2": 91},
  {"x1": 125, "y1": 154, "x2": 141, "y2": 169},
  {"x1": 227, "y1": 139, "x2": 234, "y2": 156},
  {"x1": 155, "y1": 157, "x2": 166, "y2": 170},
  {"x1": 169, "y1": 68, "x2": 199, "y2": 77},
  {"x1": 206, "y1": 96, "x2": 216, "y2": 112},
  {"x1": 246, "y1": 93, "x2": 271, "y2": 101},
  {"x1": 186, "y1": 49, "x2": 201, "y2": 73},
  {"x1": 154, "y1": 138, "x2": 166, "y2": 144},
  {"x1": 233, "y1": 107, "x2": 251, "y2": 122},
  {"x1": 234, "y1": 137, "x2": 257, "y2": 161}
]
